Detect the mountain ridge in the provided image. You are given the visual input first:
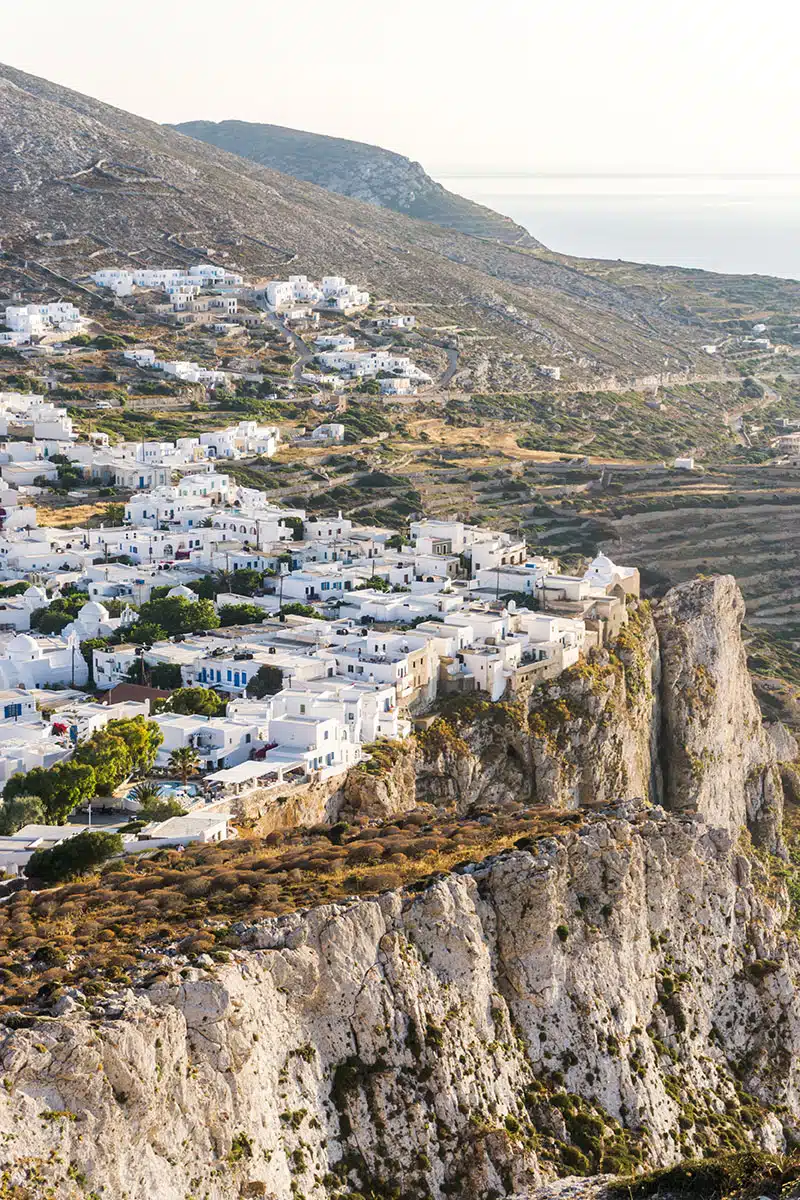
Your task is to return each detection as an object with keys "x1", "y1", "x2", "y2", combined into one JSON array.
[
  {"x1": 170, "y1": 117, "x2": 539, "y2": 246},
  {"x1": 0, "y1": 61, "x2": 726, "y2": 383}
]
